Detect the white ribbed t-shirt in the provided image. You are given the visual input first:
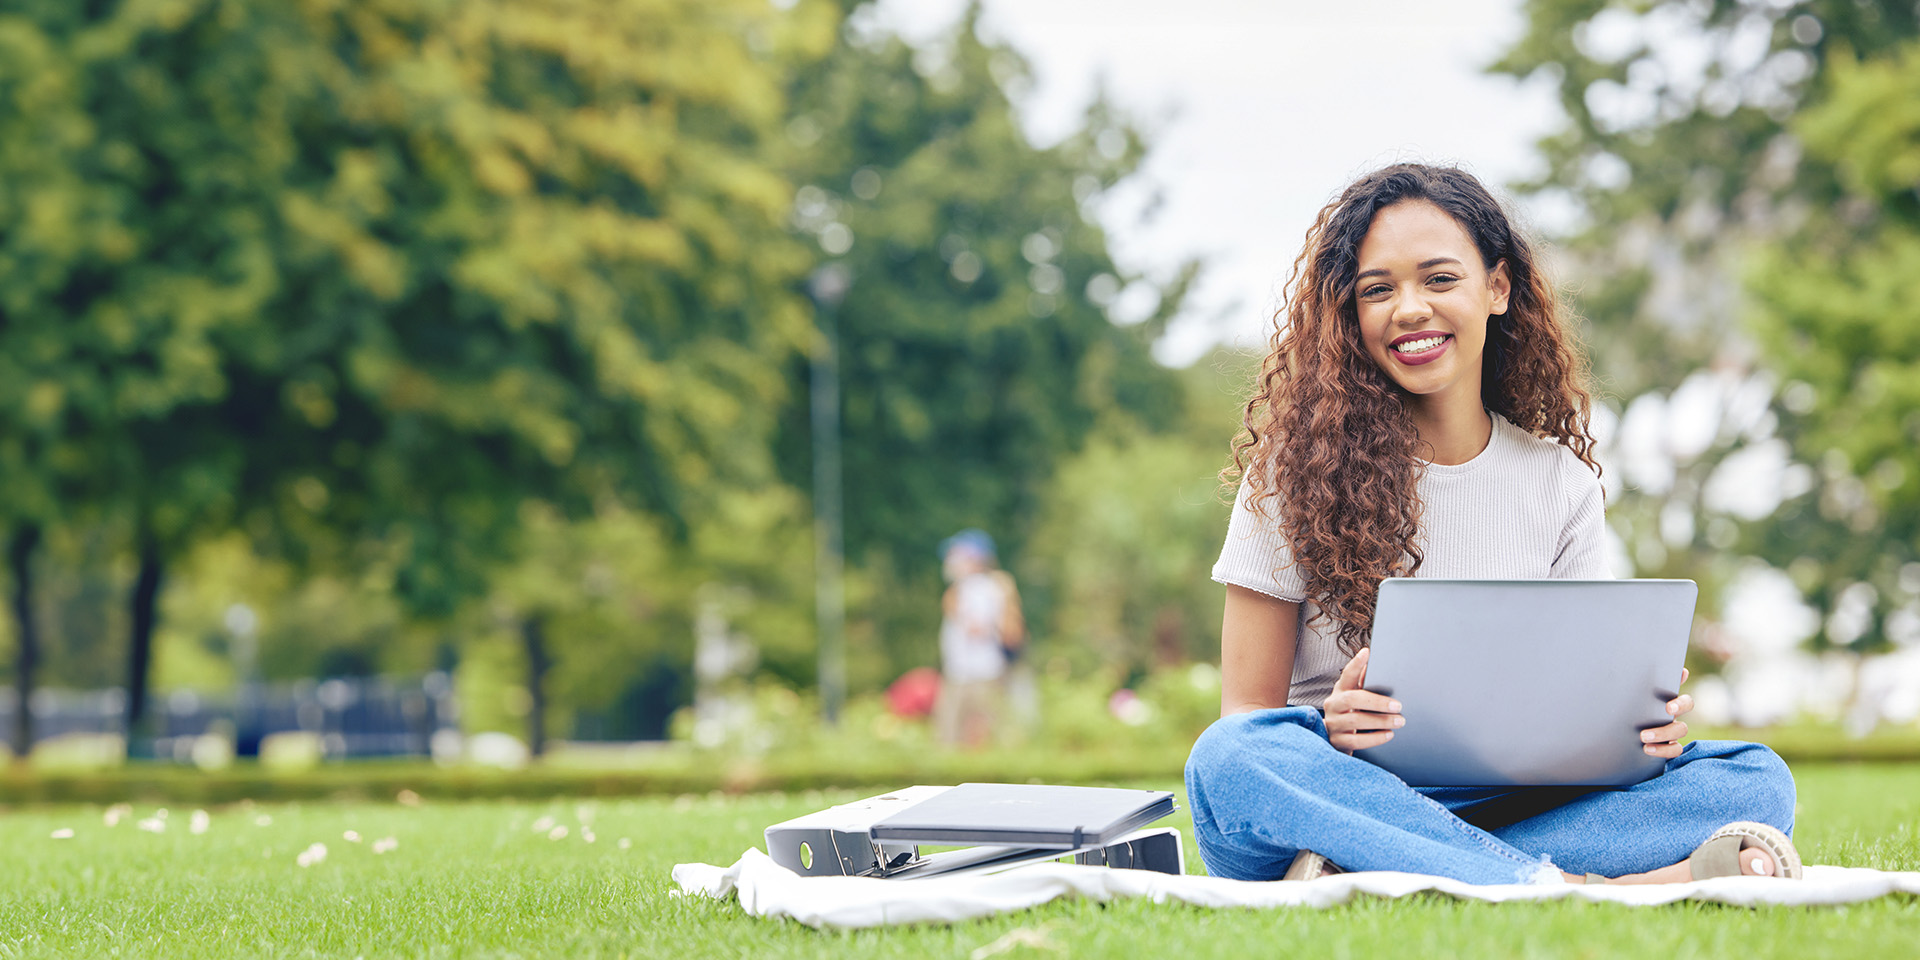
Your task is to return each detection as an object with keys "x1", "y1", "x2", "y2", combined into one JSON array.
[{"x1": 1211, "y1": 413, "x2": 1610, "y2": 709}]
